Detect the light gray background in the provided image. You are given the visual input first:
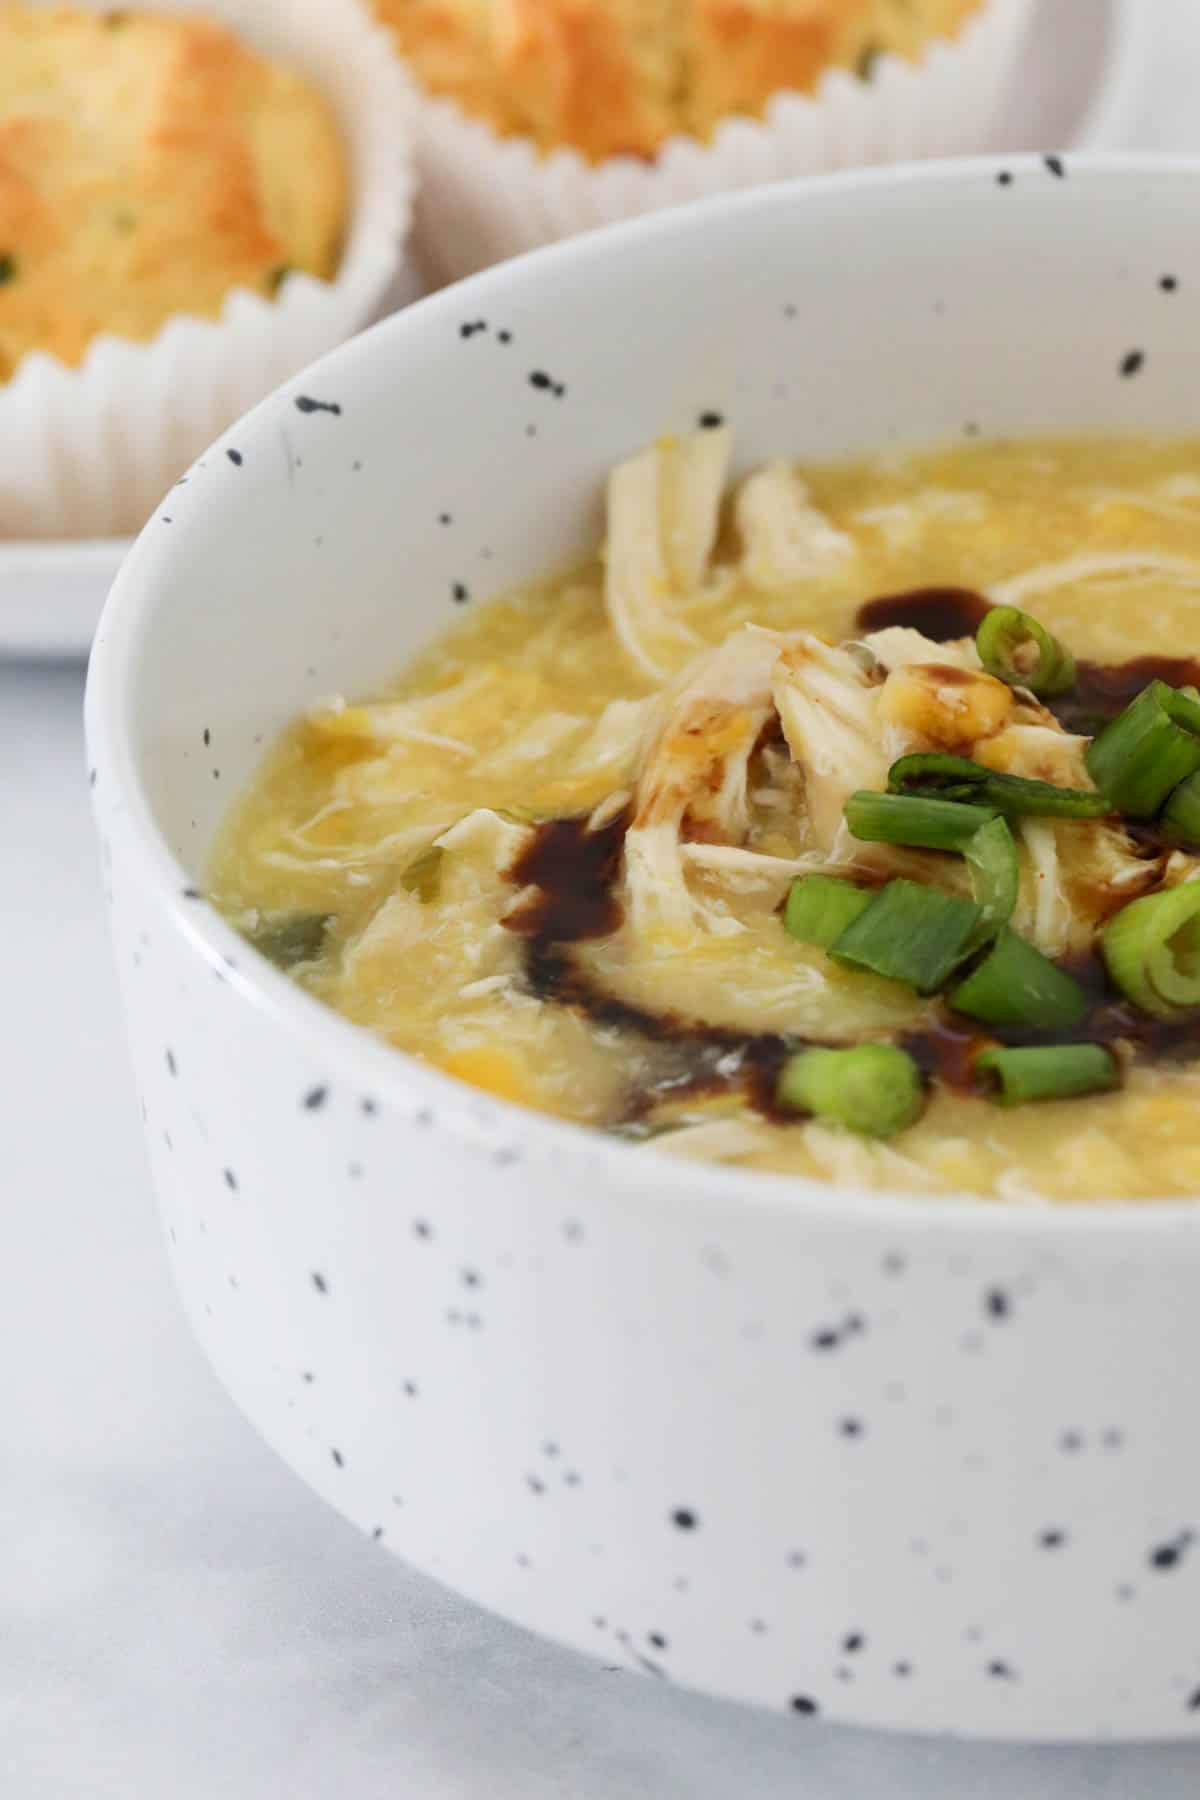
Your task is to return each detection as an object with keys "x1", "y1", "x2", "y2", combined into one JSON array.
[{"x1": 6, "y1": 6, "x2": 1200, "y2": 1793}]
